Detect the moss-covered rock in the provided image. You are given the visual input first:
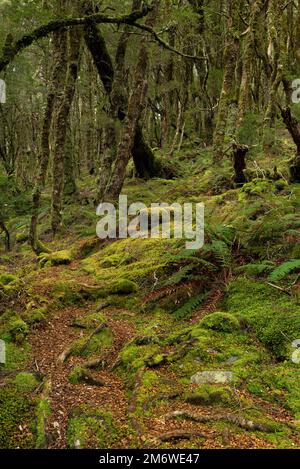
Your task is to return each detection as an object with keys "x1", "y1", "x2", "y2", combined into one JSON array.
[
  {"x1": 109, "y1": 279, "x2": 138, "y2": 295},
  {"x1": 185, "y1": 385, "x2": 235, "y2": 407},
  {"x1": 200, "y1": 312, "x2": 240, "y2": 333}
]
